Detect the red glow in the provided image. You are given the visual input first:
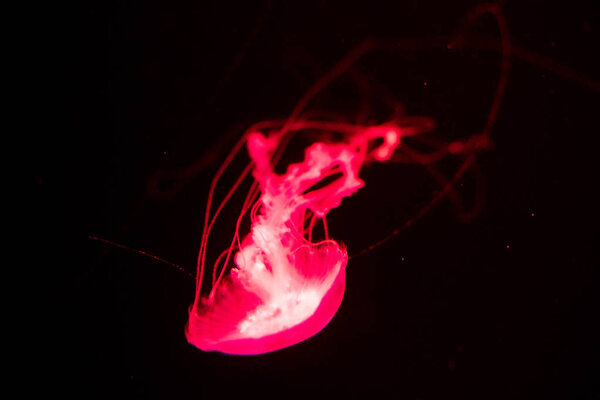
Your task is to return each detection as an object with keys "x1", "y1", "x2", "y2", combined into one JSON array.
[
  {"x1": 185, "y1": 3, "x2": 515, "y2": 355},
  {"x1": 186, "y1": 123, "x2": 411, "y2": 355}
]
